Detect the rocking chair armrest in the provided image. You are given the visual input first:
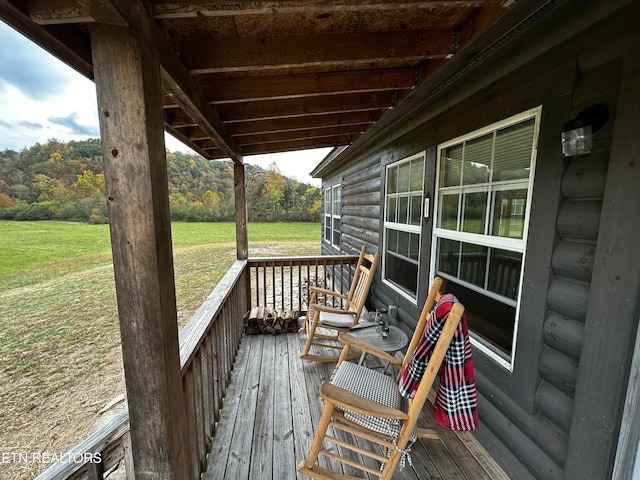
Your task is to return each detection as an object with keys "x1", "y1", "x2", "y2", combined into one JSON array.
[
  {"x1": 309, "y1": 286, "x2": 348, "y2": 300},
  {"x1": 338, "y1": 333, "x2": 402, "y2": 366},
  {"x1": 313, "y1": 304, "x2": 355, "y2": 315},
  {"x1": 320, "y1": 383, "x2": 408, "y2": 420}
]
